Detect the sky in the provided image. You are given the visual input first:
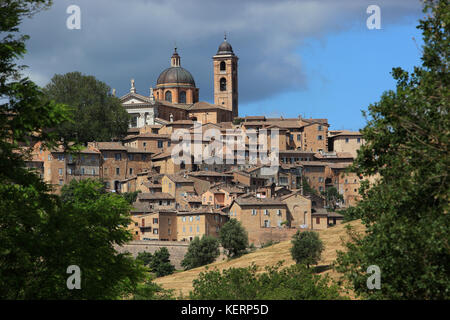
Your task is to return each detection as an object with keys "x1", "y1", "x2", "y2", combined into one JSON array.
[{"x1": 19, "y1": 0, "x2": 425, "y2": 131}]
